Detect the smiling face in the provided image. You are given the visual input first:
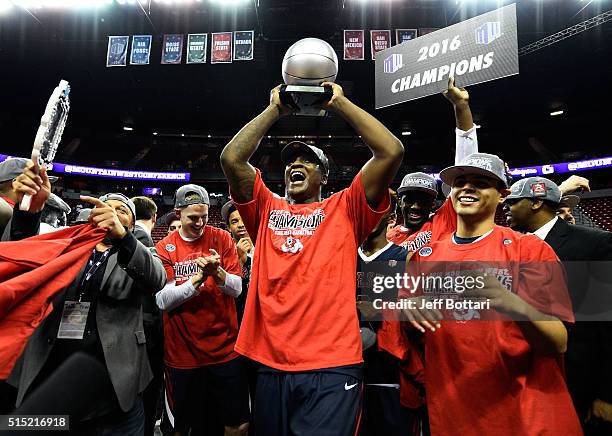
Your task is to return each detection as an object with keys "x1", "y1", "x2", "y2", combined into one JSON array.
[
  {"x1": 399, "y1": 190, "x2": 435, "y2": 231},
  {"x1": 177, "y1": 204, "x2": 208, "y2": 239},
  {"x1": 284, "y1": 153, "x2": 327, "y2": 204},
  {"x1": 105, "y1": 199, "x2": 134, "y2": 230},
  {"x1": 450, "y1": 174, "x2": 505, "y2": 222}
]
